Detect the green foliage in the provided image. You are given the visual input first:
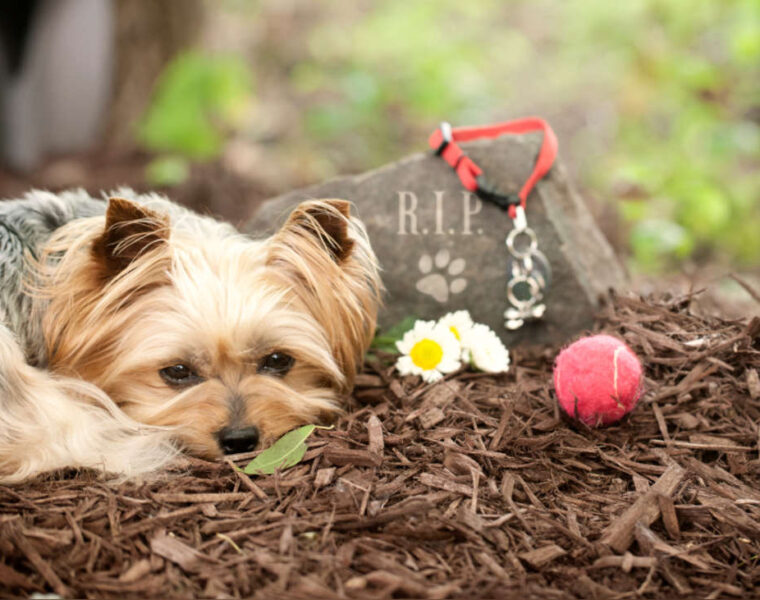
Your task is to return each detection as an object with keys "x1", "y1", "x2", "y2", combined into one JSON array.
[
  {"x1": 582, "y1": 0, "x2": 760, "y2": 270},
  {"x1": 629, "y1": 219, "x2": 694, "y2": 270},
  {"x1": 175, "y1": 0, "x2": 757, "y2": 268},
  {"x1": 246, "y1": 0, "x2": 758, "y2": 270},
  {"x1": 242, "y1": 424, "x2": 323, "y2": 475},
  {"x1": 145, "y1": 156, "x2": 190, "y2": 187},
  {"x1": 291, "y1": 0, "x2": 510, "y2": 168},
  {"x1": 138, "y1": 51, "x2": 253, "y2": 167}
]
